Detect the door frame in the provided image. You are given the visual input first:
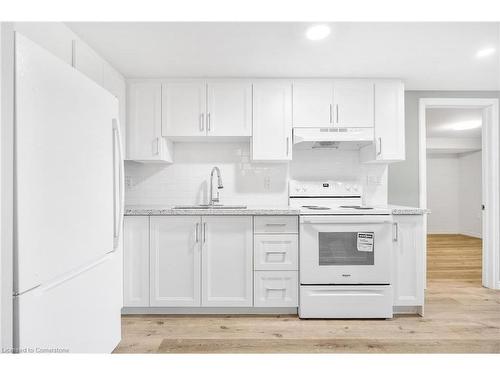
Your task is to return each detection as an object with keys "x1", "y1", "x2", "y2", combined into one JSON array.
[{"x1": 418, "y1": 98, "x2": 500, "y2": 289}]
